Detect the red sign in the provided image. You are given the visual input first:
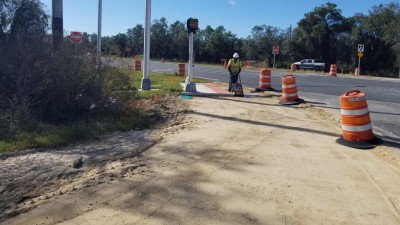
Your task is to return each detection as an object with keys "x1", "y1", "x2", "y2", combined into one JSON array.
[
  {"x1": 70, "y1": 31, "x2": 82, "y2": 43},
  {"x1": 125, "y1": 47, "x2": 132, "y2": 52},
  {"x1": 272, "y1": 46, "x2": 279, "y2": 54}
]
